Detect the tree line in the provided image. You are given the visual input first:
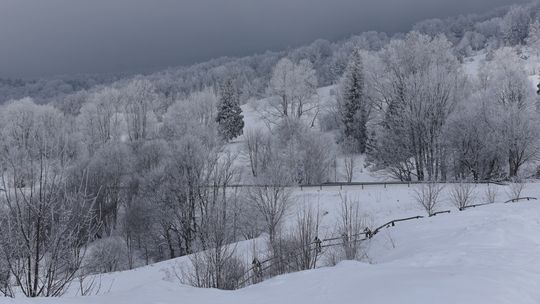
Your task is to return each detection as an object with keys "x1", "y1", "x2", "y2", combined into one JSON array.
[{"x1": 2, "y1": 1, "x2": 540, "y2": 297}]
